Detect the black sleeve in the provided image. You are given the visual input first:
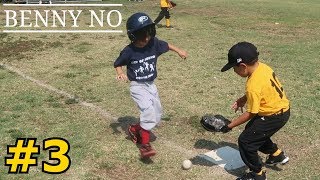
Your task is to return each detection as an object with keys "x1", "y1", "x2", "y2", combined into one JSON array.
[
  {"x1": 154, "y1": 37, "x2": 169, "y2": 56},
  {"x1": 114, "y1": 48, "x2": 130, "y2": 68}
]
